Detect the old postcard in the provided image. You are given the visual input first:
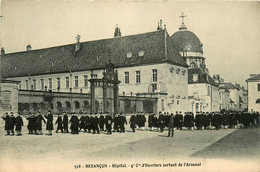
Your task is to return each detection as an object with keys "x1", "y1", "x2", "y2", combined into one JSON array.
[{"x1": 0, "y1": 1, "x2": 259, "y2": 172}]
